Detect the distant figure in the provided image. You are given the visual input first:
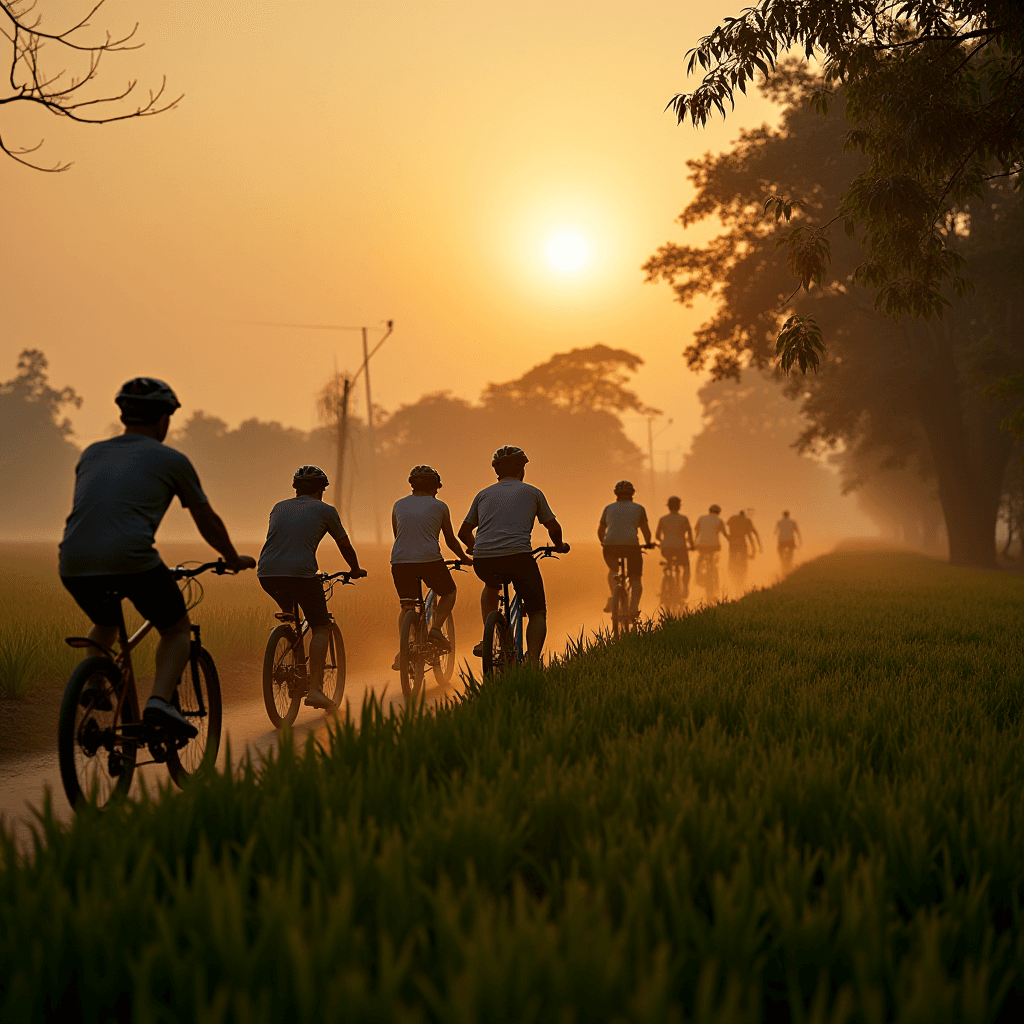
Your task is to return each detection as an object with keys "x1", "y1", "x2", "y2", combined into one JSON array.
[
  {"x1": 656, "y1": 496, "x2": 694, "y2": 599},
  {"x1": 258, "y1": 465, "x2": 367, "y2": 710},
  {"x1": 727, "y1": 510, "x2": 762, "y2": 587},
  {"x1": 599, "y1": 480, "x2": 652, "y2": 616},
  {"x1": 775, "y1": 510, "x2": 802, "y2": 571},
  {"x1": 694, "y1": 504, "x2": 729, "y2": 553},
  {"x1": 389, "y1": 465, "x2": 471, "y2": 672}
]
